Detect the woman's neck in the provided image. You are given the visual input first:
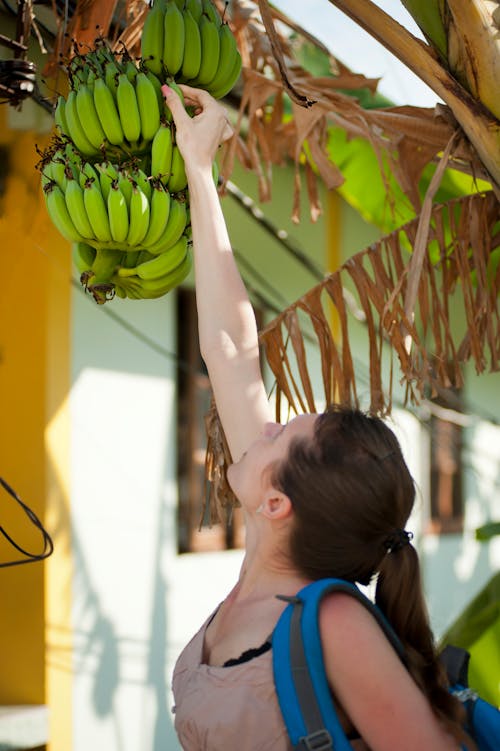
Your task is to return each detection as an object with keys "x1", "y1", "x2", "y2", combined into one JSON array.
[{"x1": 234, "y1": 547, "x2": 309, "y2": 602}]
